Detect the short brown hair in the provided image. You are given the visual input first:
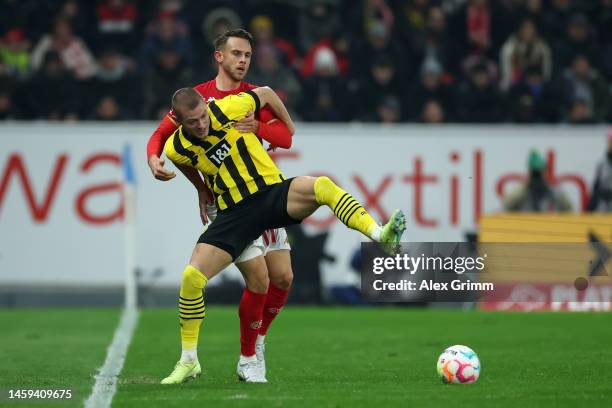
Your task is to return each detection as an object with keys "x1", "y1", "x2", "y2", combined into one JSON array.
[
  {"x1": 213, "y1": 28, "x2": 254, "y2": 51},
  {"x1": 171, "y1": 88, "x2": 204, "y2": 119}
]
